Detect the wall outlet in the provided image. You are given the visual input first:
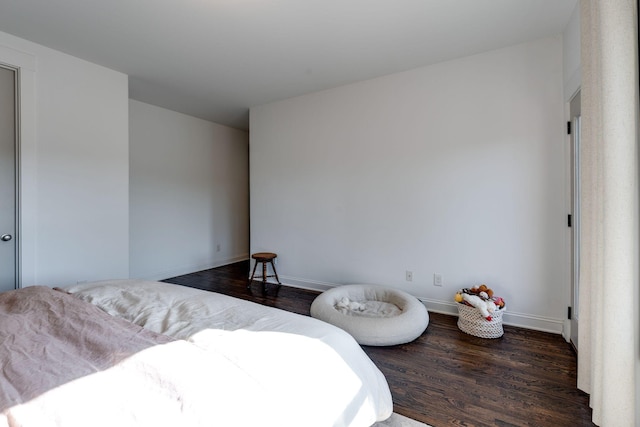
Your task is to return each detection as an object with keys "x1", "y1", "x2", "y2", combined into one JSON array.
[
  {"x1": 406, "y1": 271, "x2": 413, "y2": 282},
  {"x1": 433, "y1": 273, "x2": 443, "y2": 287},
  {"x1": 216, "y1": 244, "x2": 221, "y2": 252}
]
